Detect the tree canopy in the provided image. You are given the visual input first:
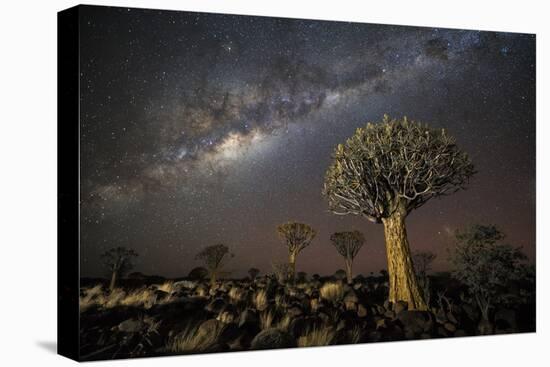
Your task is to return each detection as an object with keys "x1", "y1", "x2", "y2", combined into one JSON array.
[{"x1": 323, "y1": 115, "x2": 475, "y2": 222}]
